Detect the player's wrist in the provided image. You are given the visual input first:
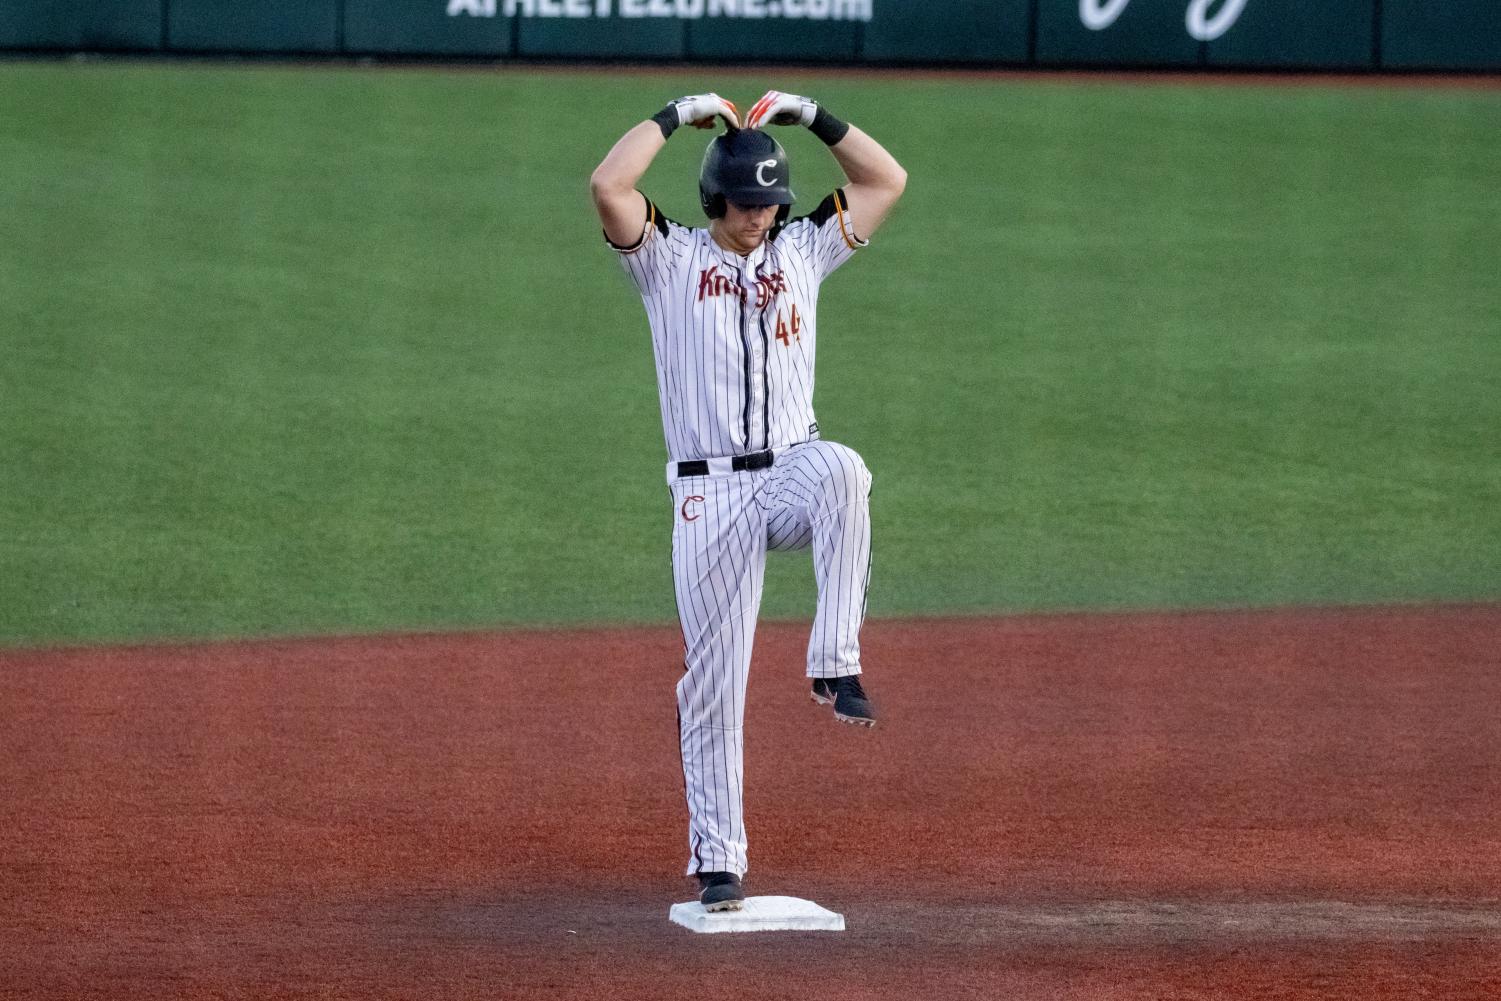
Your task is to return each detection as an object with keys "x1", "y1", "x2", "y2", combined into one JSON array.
[
  {"x1": 808, "y1": 104, "x2": 850, "y2": 147},
  {"x1": 651, "y1": 104, "x2": 681, "y2": 140}
]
